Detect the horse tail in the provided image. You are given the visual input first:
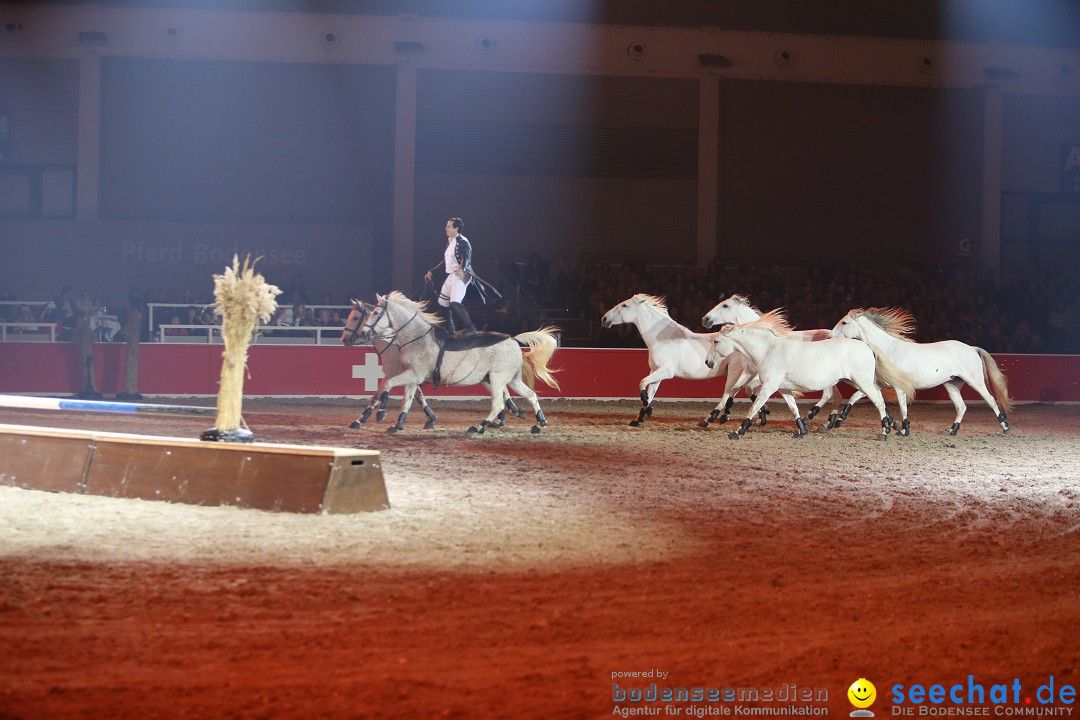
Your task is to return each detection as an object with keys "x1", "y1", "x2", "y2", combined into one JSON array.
[
  {"x1": 867, "y1": 342, "x2": 917, "y2": 401},
  {"x1": 514, "y1": 326, "x2": 562, "y2": 391},
  {"x1": 977, "y1": 347, "x2": 1013, "y2": 414}
]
